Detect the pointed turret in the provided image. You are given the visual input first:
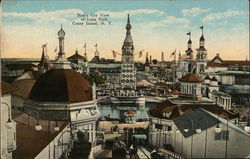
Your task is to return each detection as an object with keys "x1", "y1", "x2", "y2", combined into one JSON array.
[
  {"x1": 185, "y1": 32, "x2": 193, "y2": 59},
  {"x1": 38, "y1": 44, "x2": 51, "y2": 72}
]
